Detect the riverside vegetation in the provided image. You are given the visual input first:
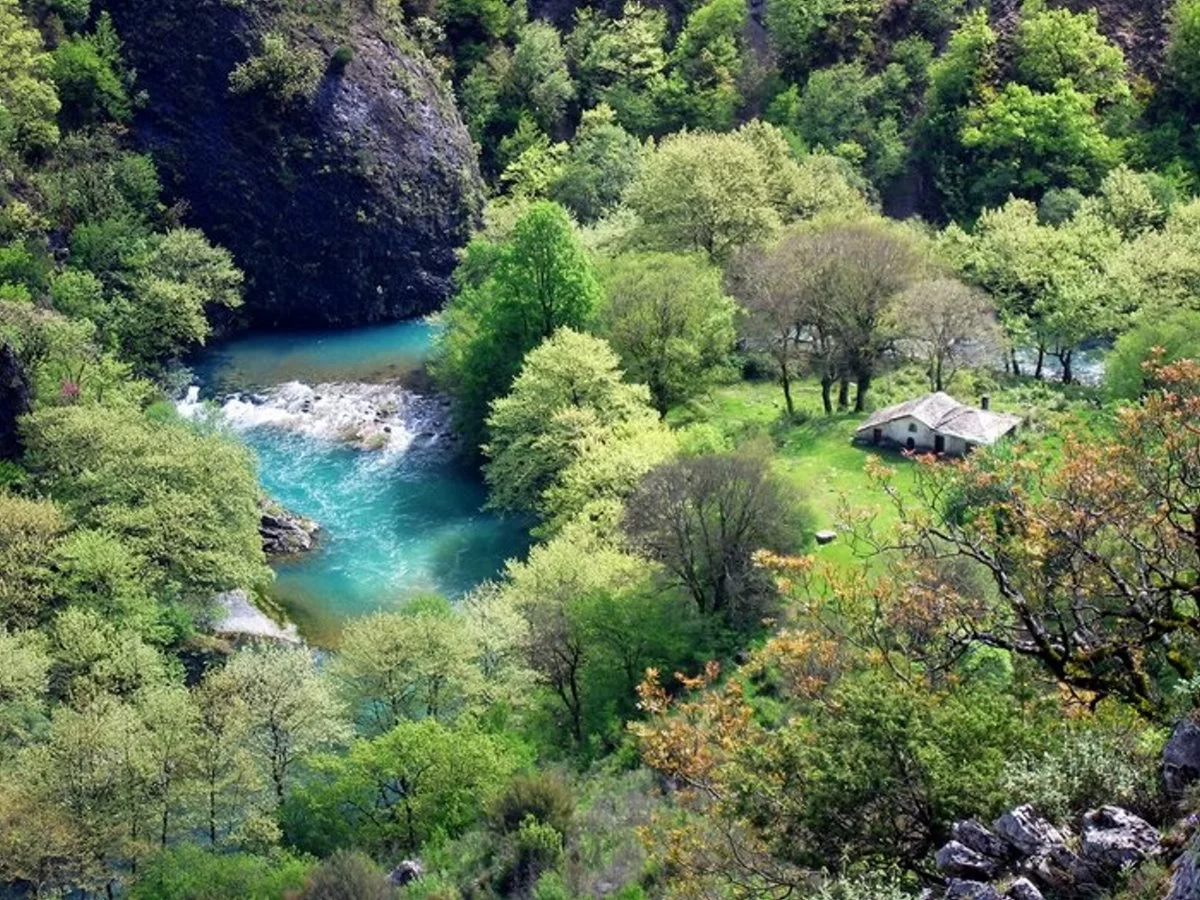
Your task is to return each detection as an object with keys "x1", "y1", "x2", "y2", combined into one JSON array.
[{"x1": 9, "y1": 0, "x2": 1200, "y2": 898}]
